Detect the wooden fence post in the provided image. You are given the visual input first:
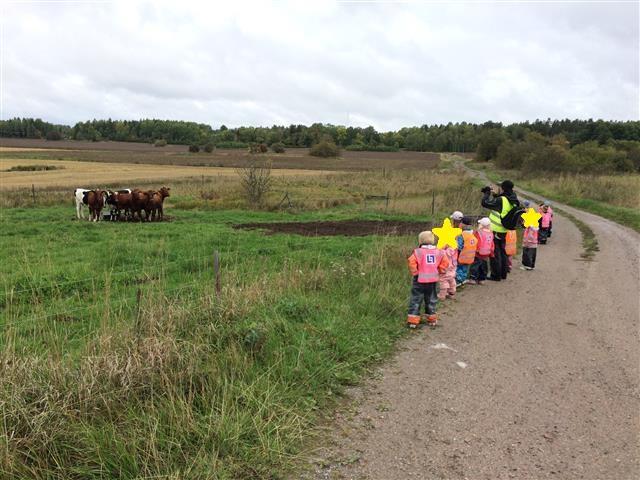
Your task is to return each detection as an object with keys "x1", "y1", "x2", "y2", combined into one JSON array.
[
  {"x1": 32, "y1": 184, "x2": 36, "y2": 205},
  {"x1": 431, "y1": 191, "x2": 435, "y2": 216},
  {"x1": 385, "y1": 191, "x2": 389, "y2": 213},
  {"x1": 213, "y1": 250, "x2": 221, "y2": 295}
]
